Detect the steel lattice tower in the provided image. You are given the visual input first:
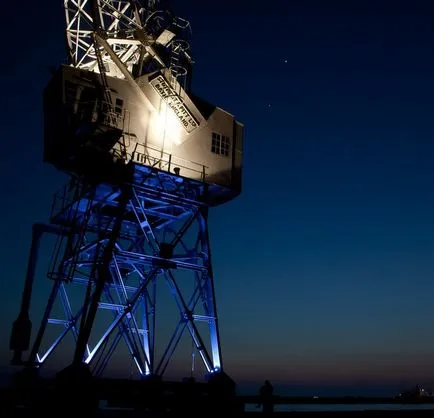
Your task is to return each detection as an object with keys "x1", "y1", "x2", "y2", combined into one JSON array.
[{"x1": 10, "y1": 0, "x2": 243, "y2": 384}]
